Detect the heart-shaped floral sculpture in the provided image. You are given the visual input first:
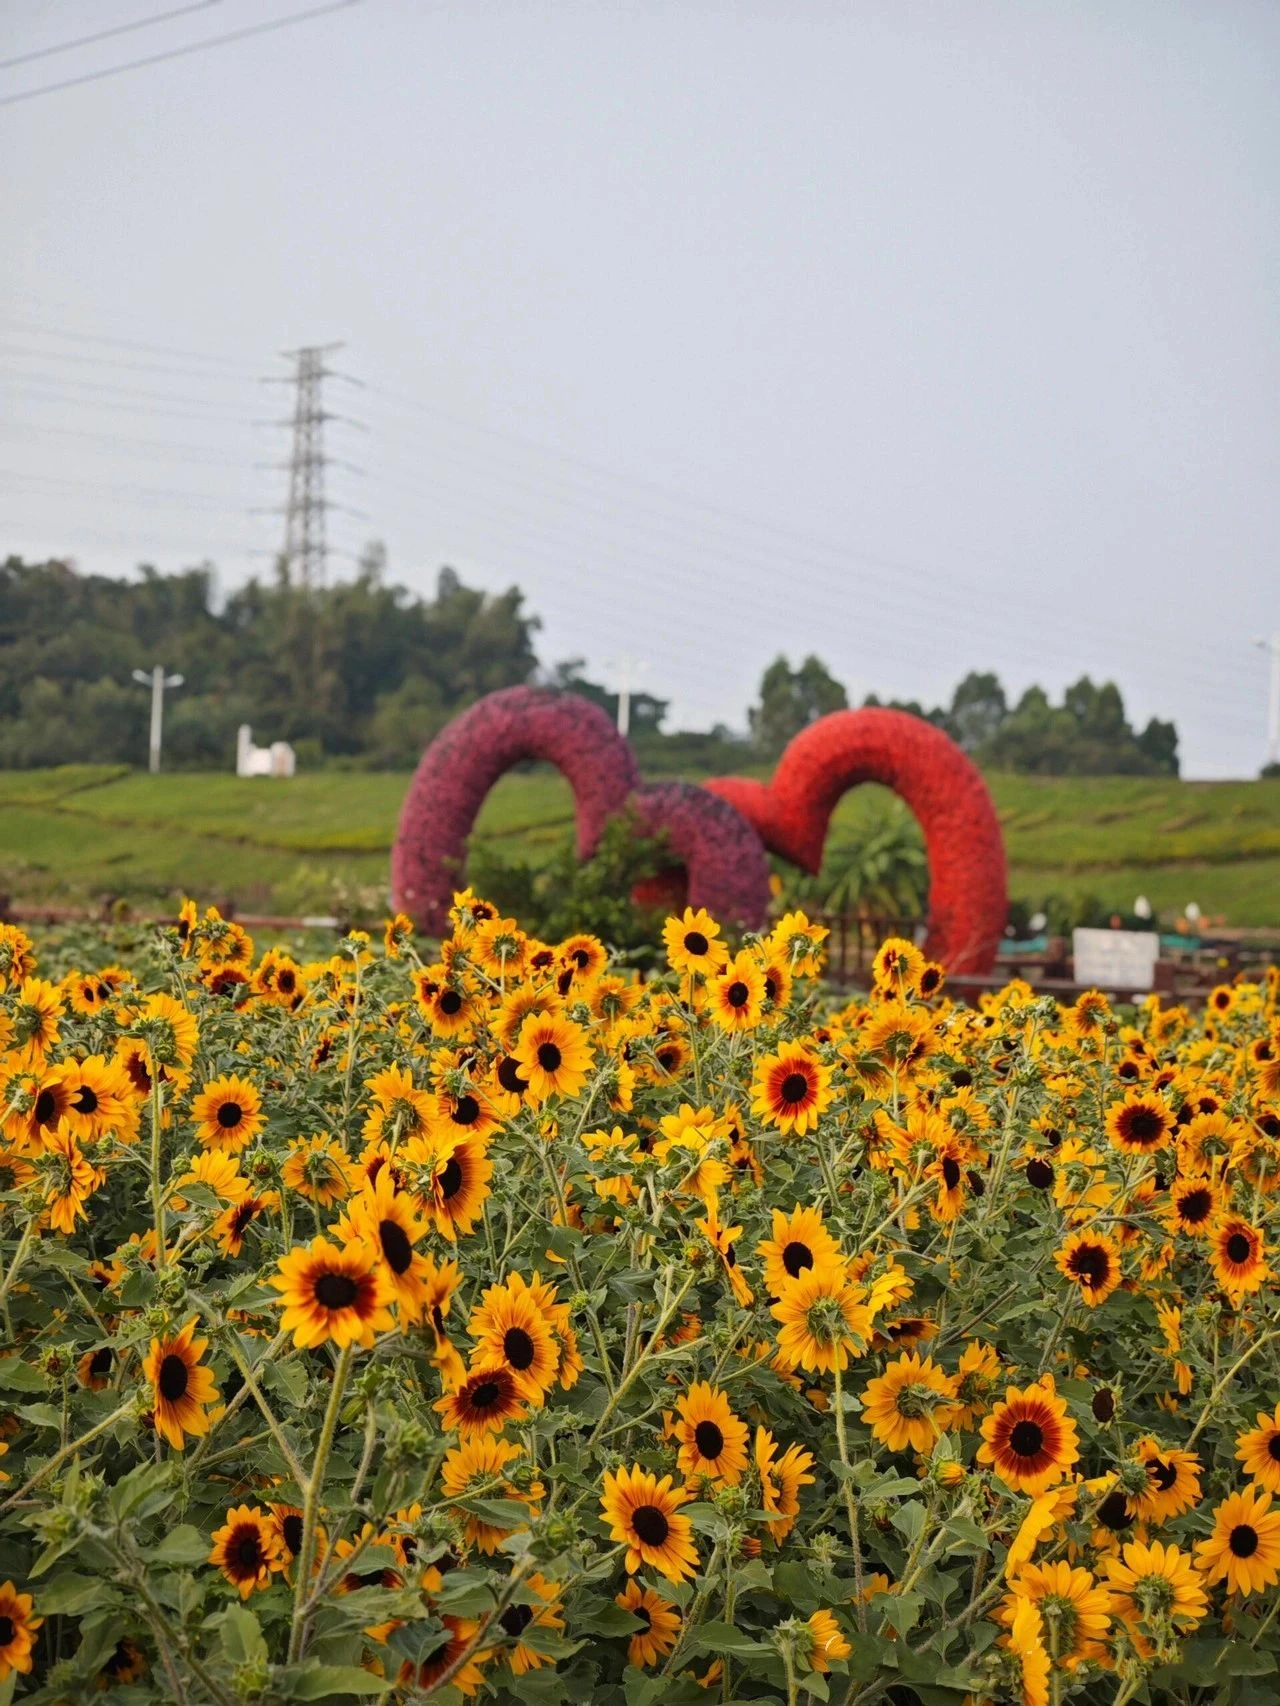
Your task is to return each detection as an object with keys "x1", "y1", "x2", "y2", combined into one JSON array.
[
  {"x1": 392, "y1": 692, "x2": 1005, "y2": 971},
  {"x1": 705, "y1": 707, "x2": 1007, "y2": 973}
]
